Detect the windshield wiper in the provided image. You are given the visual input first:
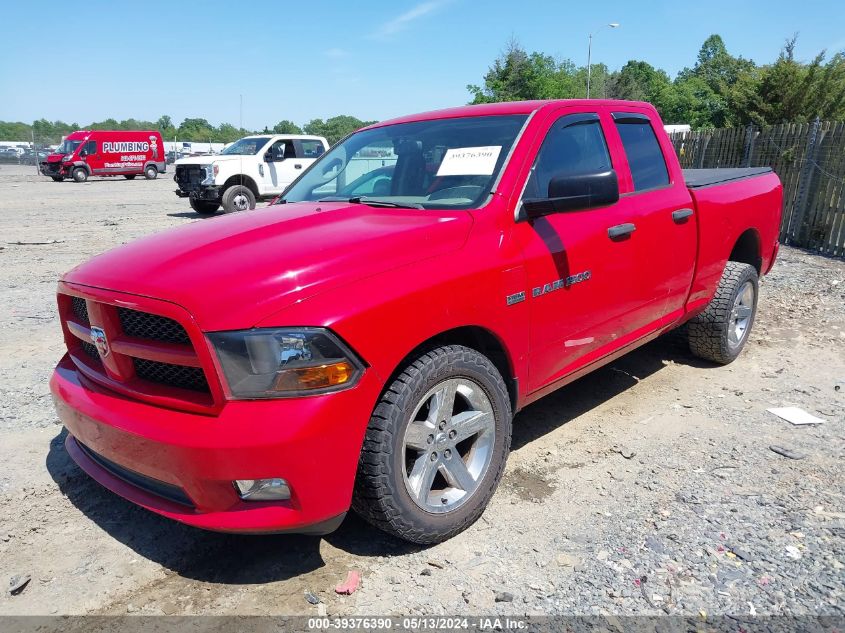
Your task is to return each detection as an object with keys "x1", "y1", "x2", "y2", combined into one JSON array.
[{"x1": 317, "y1": 196, "x2": 424, "y2": 209}]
